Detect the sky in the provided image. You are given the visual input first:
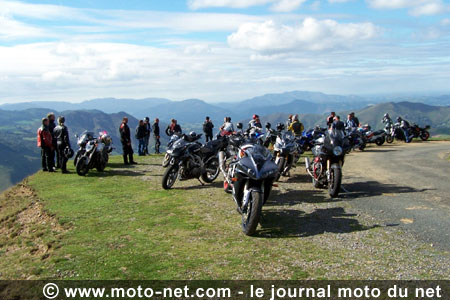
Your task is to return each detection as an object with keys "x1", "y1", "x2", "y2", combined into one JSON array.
[{"x1": 0, "y1": 0, "x2": 449, "y2": 103}]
